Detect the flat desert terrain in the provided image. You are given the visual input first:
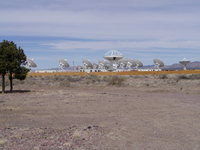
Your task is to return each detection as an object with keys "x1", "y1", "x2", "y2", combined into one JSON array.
[{"x1": 0, "y1": 74, "x2": 200, "y2": 150}]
